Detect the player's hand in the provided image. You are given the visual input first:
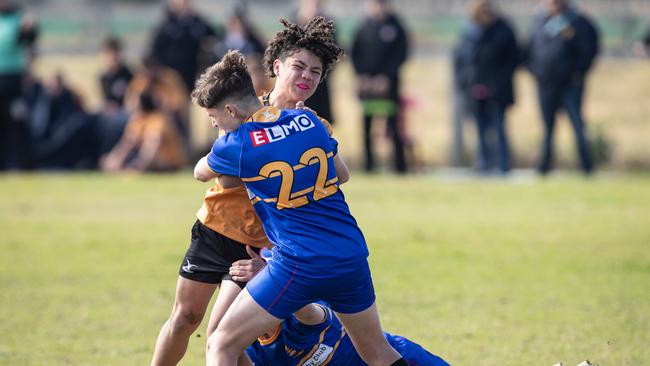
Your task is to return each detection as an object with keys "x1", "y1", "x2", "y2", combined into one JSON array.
[
  {"x1": 295, "y1": 101, "x2": 317, "y2": 116},
  {"x1": 229, "y1": 246, "x2": 266, "y2": 283}
]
